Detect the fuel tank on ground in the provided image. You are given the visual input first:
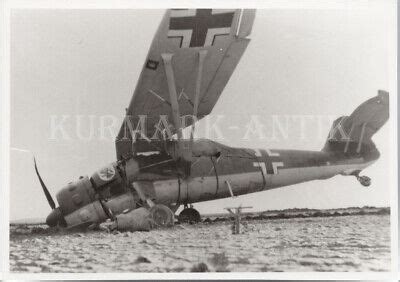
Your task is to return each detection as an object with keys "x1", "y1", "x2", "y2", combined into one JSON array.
[{"x1": 63, "y1": 200, "x2": 108, "y2": 227}]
